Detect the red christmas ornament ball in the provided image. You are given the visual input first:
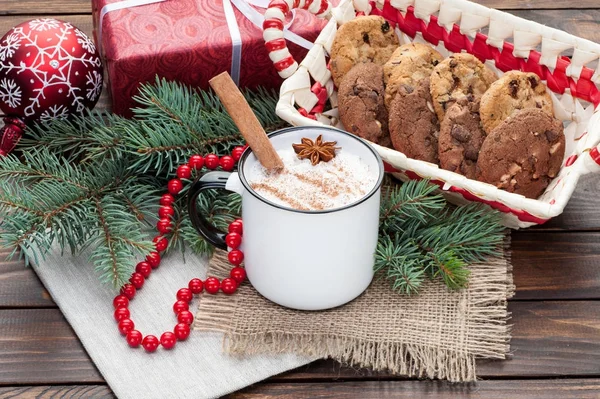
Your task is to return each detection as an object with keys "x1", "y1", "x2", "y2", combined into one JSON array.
[{"x1": 0, "y1": 19, "x2": 103, "y2": 122}]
